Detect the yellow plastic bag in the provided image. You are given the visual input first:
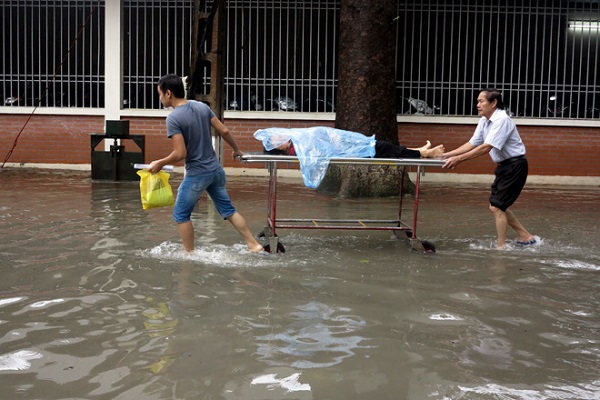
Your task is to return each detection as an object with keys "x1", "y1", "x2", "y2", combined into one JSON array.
[{"x1": 136, "y1": 170, "x2": 175, "y2": 210}]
